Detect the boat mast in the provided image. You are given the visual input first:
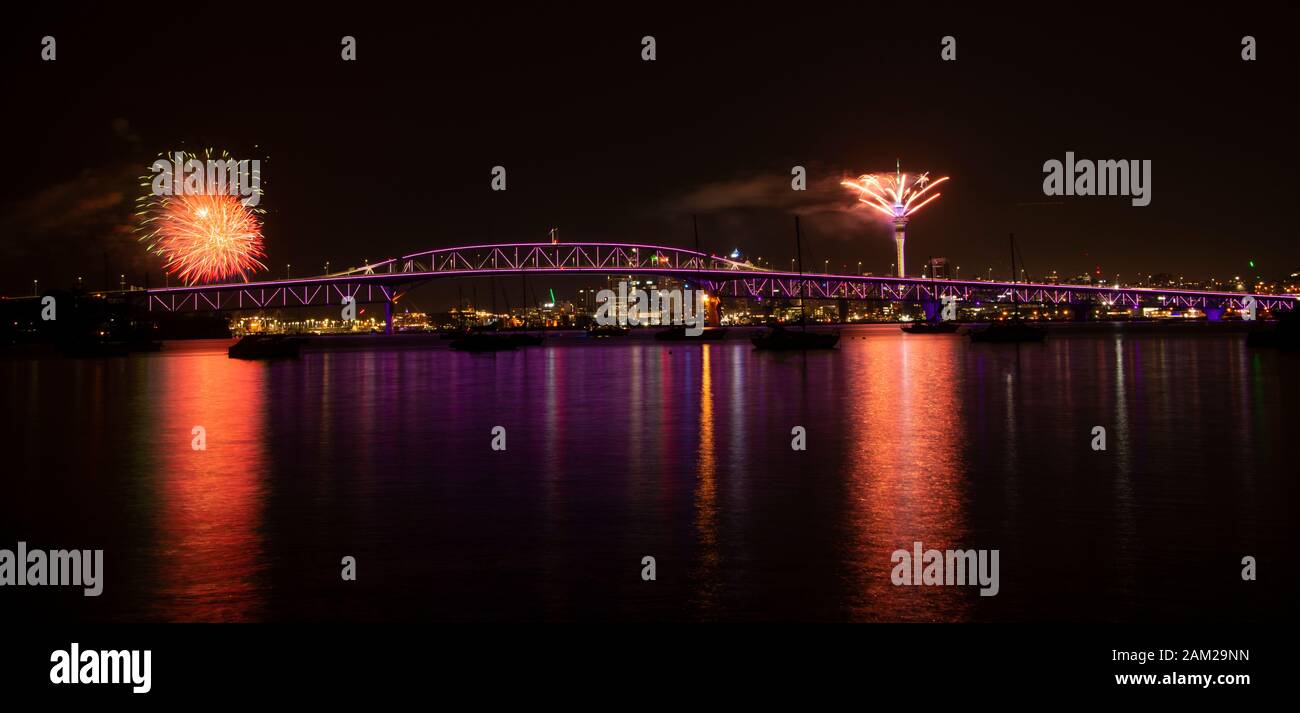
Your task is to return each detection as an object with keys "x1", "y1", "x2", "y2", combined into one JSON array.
[
  {"x1": 796, "y1": 216, "x2": 806, "y2": 329},
  {"x1": 1010, "y1": 233, "x2": 1019, "y2": 319},
  {"x1": 928, "y1": 254, "x2": 935, "y2": 321},
  {"x1": 693, "y1": 214, "x2": 703, "y2": 290},
  {"x1": 693, "y1": 215, "x2": 705, "y2": 331}
]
